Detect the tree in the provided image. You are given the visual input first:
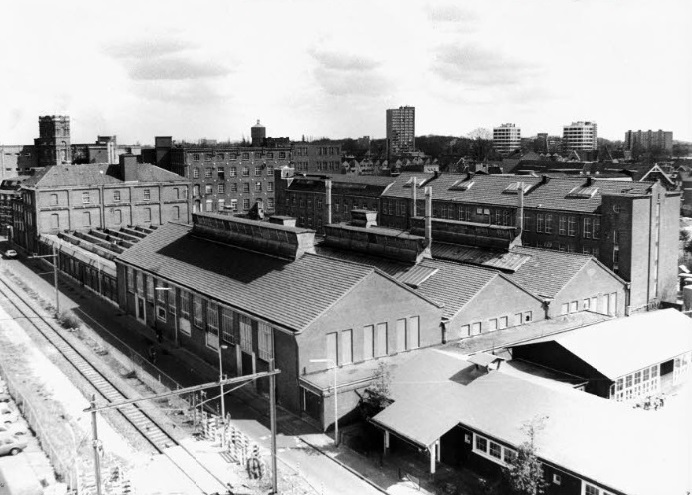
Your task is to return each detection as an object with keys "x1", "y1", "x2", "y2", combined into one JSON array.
[
  {"x1": 467, "y1": 128, "x2": 494, "y2": 162},
  {"x1": 503, "y1": 416, "x2": 548, "y2": 495},
  {"x1": 357, "y1": 361, "x2": 393, "y2": 419}
]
